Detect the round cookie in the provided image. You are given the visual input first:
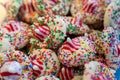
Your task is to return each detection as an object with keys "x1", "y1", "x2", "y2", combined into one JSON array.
[
  {"x1": 83, "y1": 61, "x2": 115, "y2": 80},
  {"x1": 0, "y1": 61, "x2": 22, "y2": 80},
  {"x1": 0, "y1": 0, "x2": 22, "y2": 20},
  {"x1": 29, "y1": 48, "x2": 60, "y2": 77},
  {"x1": 58, "y1": 36, "x2": 96, "y2": 67},
  {"x1": 59, "y1": 66, "x2": 74, "y2": 80},
  {"x1": 0, "y1": 21, "x2": 29, "y2": 52},
  {"x1": 18, "y1": 0, "x2": 39, "y2": 24},
  {"x1": 0, "y1": 4, "x2": 7, "y2": 24},
  {"x1": 70, "y1": 0, "x2": 111, "y2": 28},
  {"x1": 32, "y1": 0, "x2": 70, "y2": 16},
  {"x1": 35, "y1": 75, "x2": 59, "y2": 80},
  {"x1": 0, "y1": 50, "x2": 33, "y2": 80},
  {"x1": 30, "y1": 15, "x2": 67, "y2": 49}
]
